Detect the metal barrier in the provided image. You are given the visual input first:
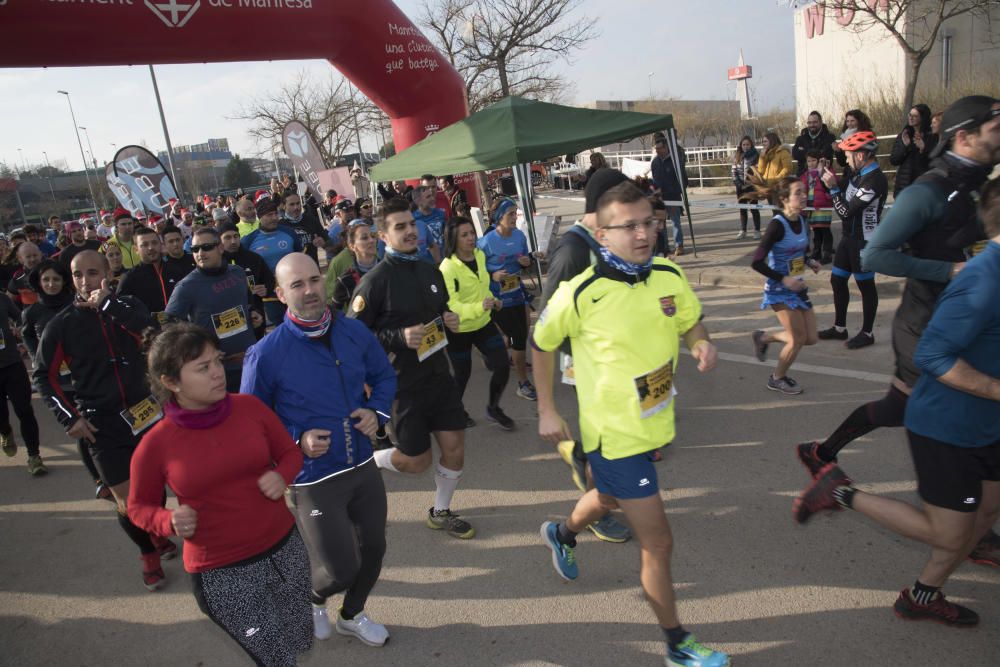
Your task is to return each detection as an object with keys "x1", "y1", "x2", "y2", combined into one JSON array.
[{"x1": 586, "y1": 135, "x2": 899, "y2": 188}]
